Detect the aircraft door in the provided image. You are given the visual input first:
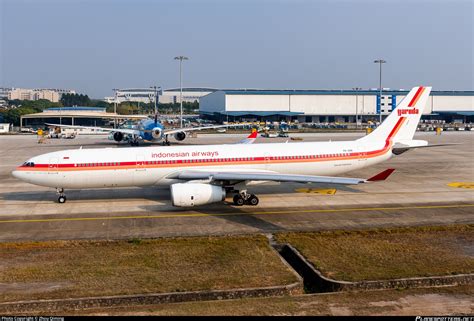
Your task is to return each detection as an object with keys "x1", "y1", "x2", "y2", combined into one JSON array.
[
  {"x1": 134, "y1": 154, "x2": 147, "y2": 185},
  {"x1": 48, "y1": 157, "x2": 58, "y2": 174},
  {"x1": 357, "y1": 144, "x2": 368, "y2": 164},
  {"x1": 264, "y1": 154, "x2": 271, "y2": 170},
  {"x1": 136, "y1": 155, "x2": 146, "y2": 171}
]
